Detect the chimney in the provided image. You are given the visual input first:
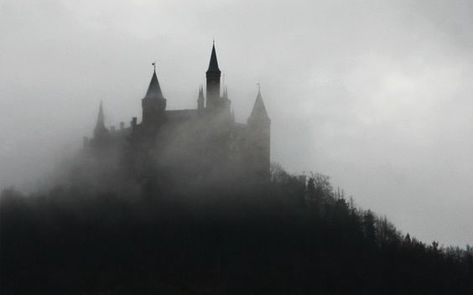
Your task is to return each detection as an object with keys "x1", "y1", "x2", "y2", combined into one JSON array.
[{"x1": 131, "y1": 117, "x2": 137, "y2": 130}]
